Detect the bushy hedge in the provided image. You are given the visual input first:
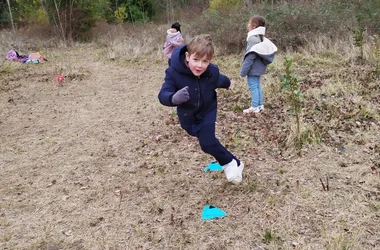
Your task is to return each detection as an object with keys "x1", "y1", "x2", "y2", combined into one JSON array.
[
  {"x1": 187, "y1": 0, "x2": 380, "y2": 54},
  {"x1": 2, "y1": 0, "x2": 378, "y2": 46},
  {"x1": 188, "y1": 8, "x2": 248, "y2": 54}
]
